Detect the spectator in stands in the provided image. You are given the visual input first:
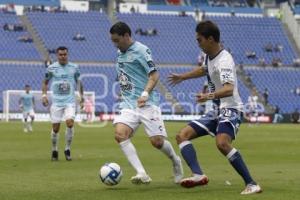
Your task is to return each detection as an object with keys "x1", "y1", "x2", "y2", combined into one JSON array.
[
  {"x1": 73, "y1": 33, "x2": 86, "y2": 41},
  {"x1": 245, "y1": 50, "x2": 256, "y2": 59},
  {"x1": 130, "y1": 5, "x2": 135, "y2": 13},
  {"x1": 290, "y1": 108, "x2": 300, "y2": 123},
  {"x1": 262, "y1": 88, "x2": 269, "y2": 104},
  {"x1": 264, "y1": 42, "x2": 273, "y2": 52},
  {"x1": 195, "y1": 8, "x2": 200, "y2": 22},
  {"x1": 293, "y1": 58, "x2": 300, "y2": 67},
  {"x1": 17, "y1": 35, "x2": 33, "y2": 43},
  {"x1": 179, "y1": 11, "x2": 187, "y2": 17},
  {"x1": 271, "y1": 57, "x2": 282, "y2": 67},
  {"x1": 3, "y1": 23, "x2": 14, "y2": 31},
  {"x1": 258, "y1": 57, "x2": 267, "y2": 67},
  {"x1": 272, "y1": 105, "x2": 283, "y2": 123},
  {"x1": 48, "y1": 48, "x2": 56, "y2": 54},
  {"x1": 84, "y1": 96, "x2": 94, "y2": 123},
  {"x1": 274, "y1": 44, "x2": 283, "y2": 52},
  {"x1": 293, "y1": 86, "x2": 300, "y2": 96},
  {"x1": 146, "y1": 28, "x2": 157, "y2": 36}
]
